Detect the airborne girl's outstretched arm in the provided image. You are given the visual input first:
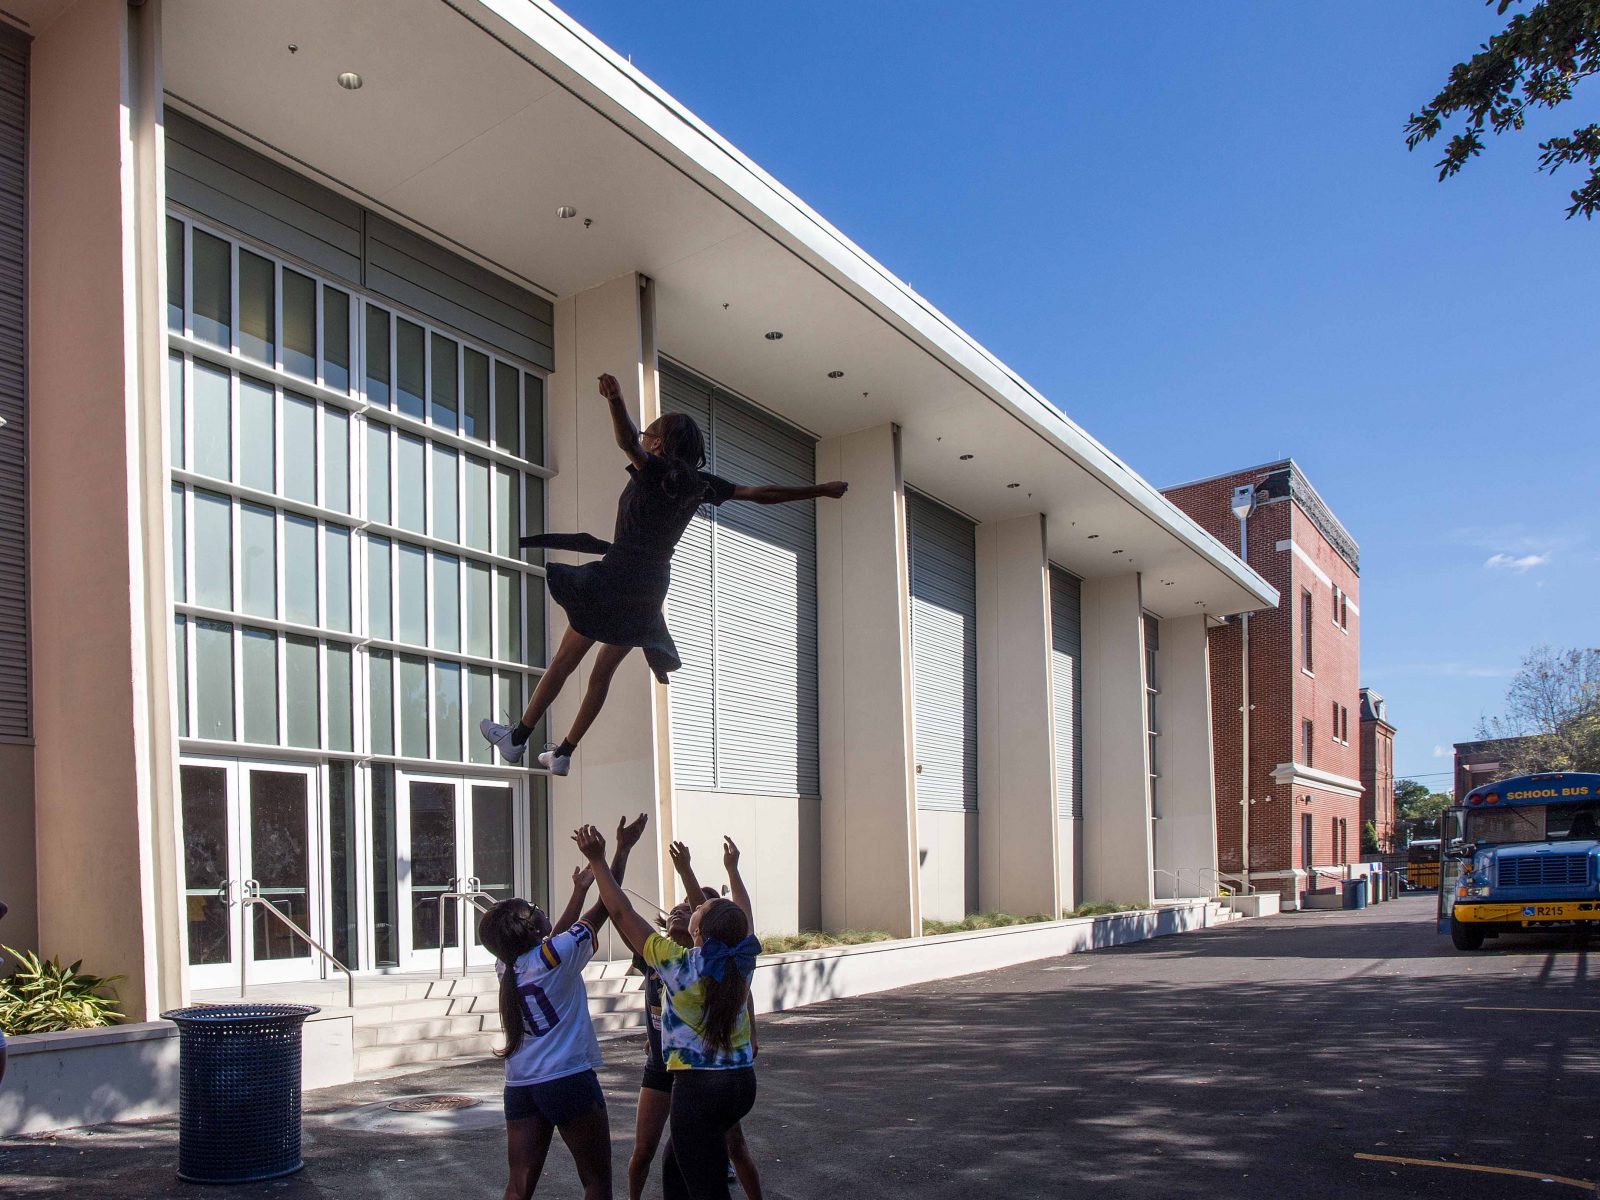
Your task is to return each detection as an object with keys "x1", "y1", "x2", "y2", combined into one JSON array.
[
  {"x1": 599, "y1": 372, "x2": 650, "y2": 470},
  {"x1": 730, "y1": 481, "x2": 848, "y2": 505}
]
